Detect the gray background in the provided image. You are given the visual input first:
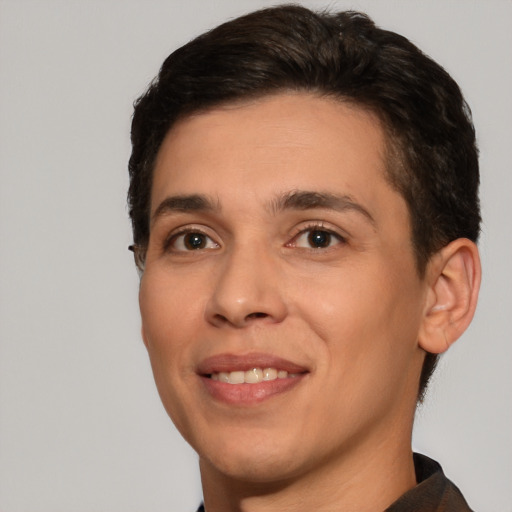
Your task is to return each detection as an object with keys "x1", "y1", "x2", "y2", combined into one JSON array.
[{"x1": 0, "y1": 1, "x2": 511, "y2": 511}]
